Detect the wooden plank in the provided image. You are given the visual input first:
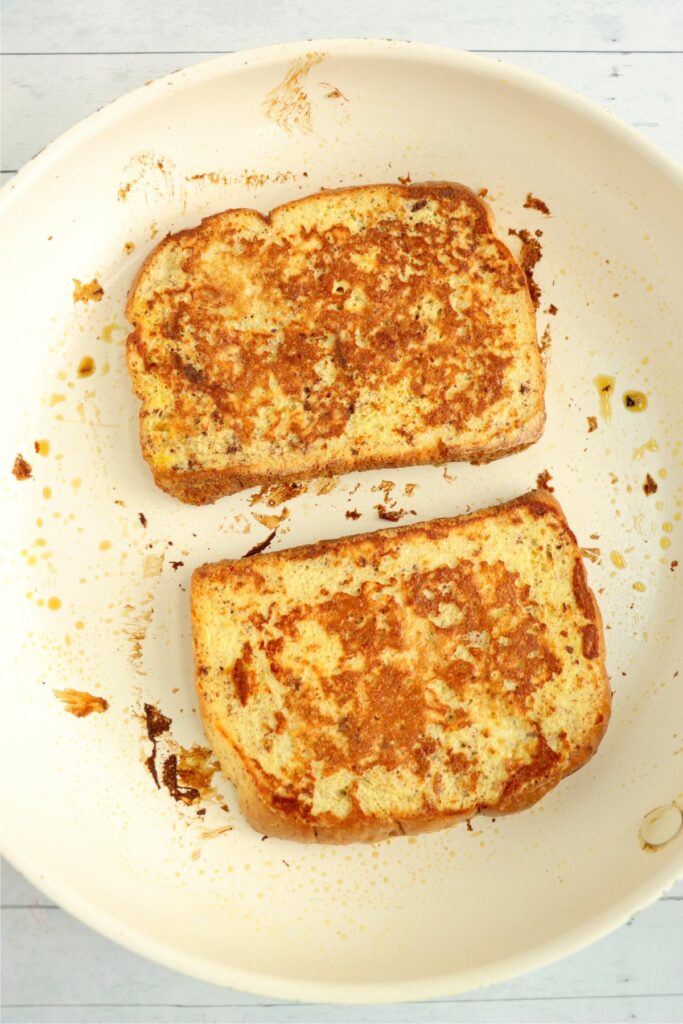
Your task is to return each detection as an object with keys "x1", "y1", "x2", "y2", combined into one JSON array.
[
  {"x1": 2, "y1": 899, "x2": 682, "y2": 1009},
  {"x1": 2, "y1": 996, "x2": 683, "y2": 1024},
  {"x1": 3, "y1": 0, "x2": 682, "y2": 54},
  {"x1": 2, "y1": 51, "x2": 682, "y2": 176}
]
